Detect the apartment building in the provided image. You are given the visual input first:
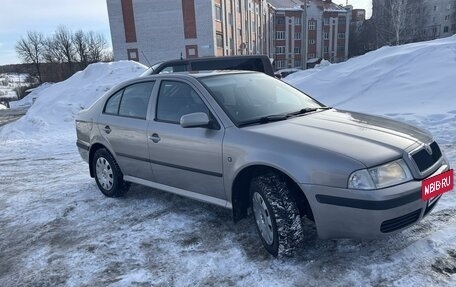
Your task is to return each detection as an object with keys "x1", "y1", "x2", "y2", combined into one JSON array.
[
  {"x1": 306, "y1": 0, "x2": 350, "y2": 64},
  {"x1": 418, "y1": 0, "x2": 456, "y2": 40},
  {"x1": 107, "y1": 0, "x2": 271, "y2": 66},
  {"x1": 371, "y1": 0, "x2": 456, "y2": 45},
  {"x1": 267, "y1": 0, "x2": 306, "y2": 69}
]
